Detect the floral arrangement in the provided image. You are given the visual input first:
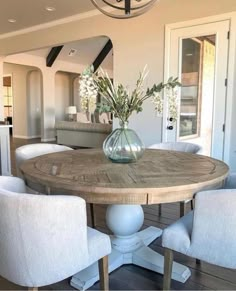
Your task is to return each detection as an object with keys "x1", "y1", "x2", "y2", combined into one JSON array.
[{"x1": 79, "y1": 66, "x2": 181, "y2": 124}]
